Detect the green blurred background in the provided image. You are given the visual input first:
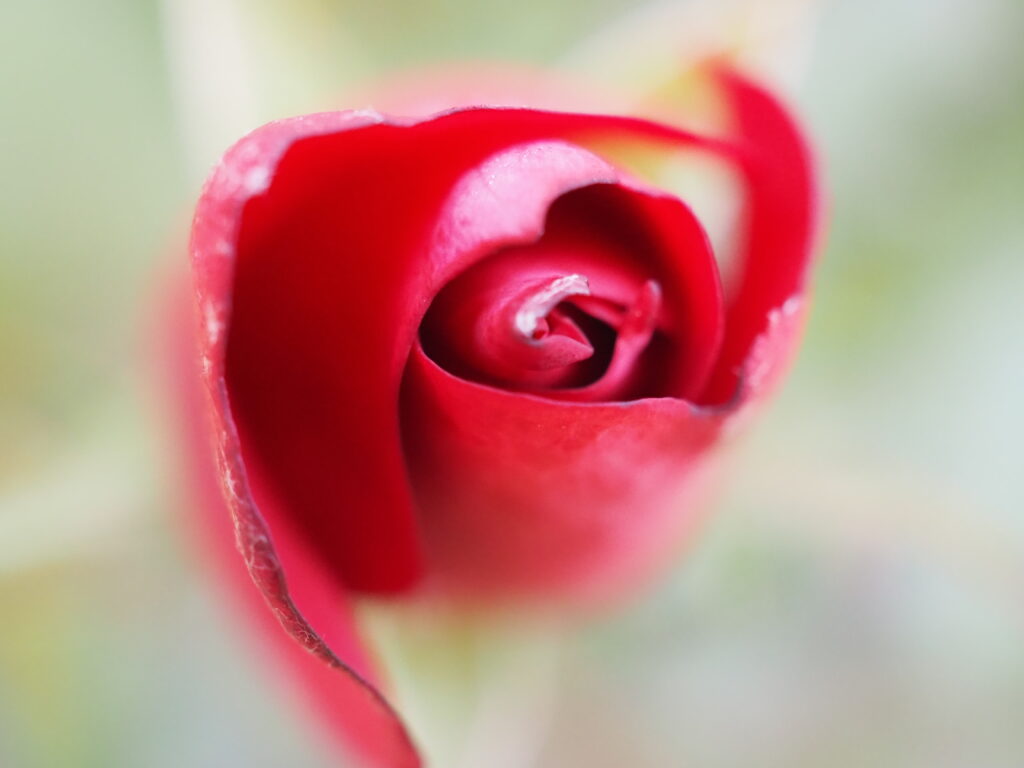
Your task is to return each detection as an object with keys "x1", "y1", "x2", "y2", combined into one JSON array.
[{"x1": 1, "y1": 0, "x2": 1022, "y2": 766}]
